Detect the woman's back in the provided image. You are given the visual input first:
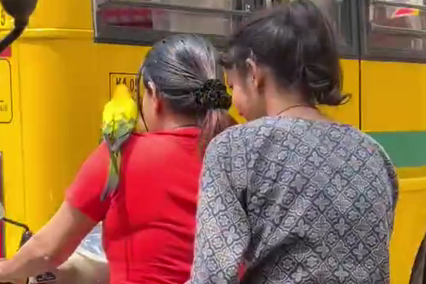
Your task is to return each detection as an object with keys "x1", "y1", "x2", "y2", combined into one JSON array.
[
  {"x1": 192, "y1": 116, "x2": 398, "y2": 283},
  {"x1": 188, "y1": 1, "x2": 398, "y2": 283},
  {"x1": 66, "y1": 34, "x2": 235, "y2": 284},
  {"x1": 0, "y1": 34, "x2": 235, "y2": 284},
  {"x1": 68, "y1": 128, "x2": 202, "y2": 283}
]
